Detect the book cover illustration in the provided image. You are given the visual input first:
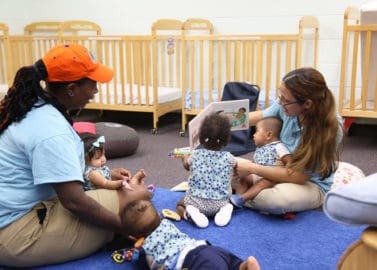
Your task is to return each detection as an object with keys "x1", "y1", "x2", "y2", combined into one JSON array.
[{"x1": 189, "y1": 99, "x2": 249, "y2": 150}]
